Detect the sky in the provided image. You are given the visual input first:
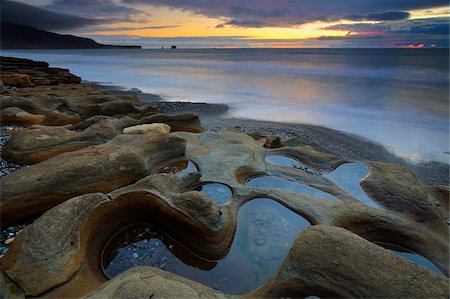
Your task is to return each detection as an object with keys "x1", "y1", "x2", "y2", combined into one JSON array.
[{"x1": 2, "y1": 0, "x2": 449, "y2": 48}]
